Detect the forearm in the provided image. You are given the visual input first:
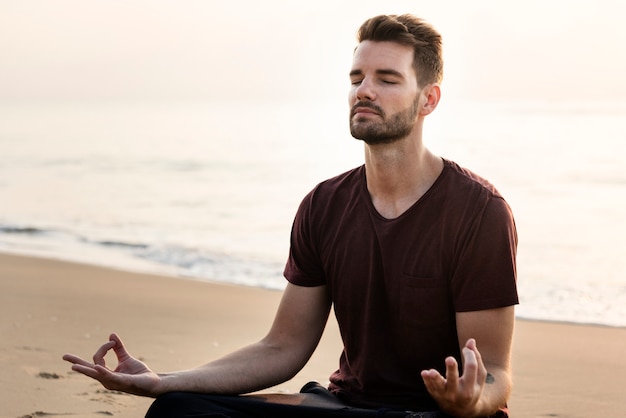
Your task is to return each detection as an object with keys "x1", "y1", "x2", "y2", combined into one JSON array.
[
  {"x1": 154, "y1": 285, "x2": 330, "y2": 397},
  {"x1": 155, "y1": 338, "x2": 306, "y2": 396},
  {"x1": 451, "y1": 308, "x2": 515, "y2": 417}
]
